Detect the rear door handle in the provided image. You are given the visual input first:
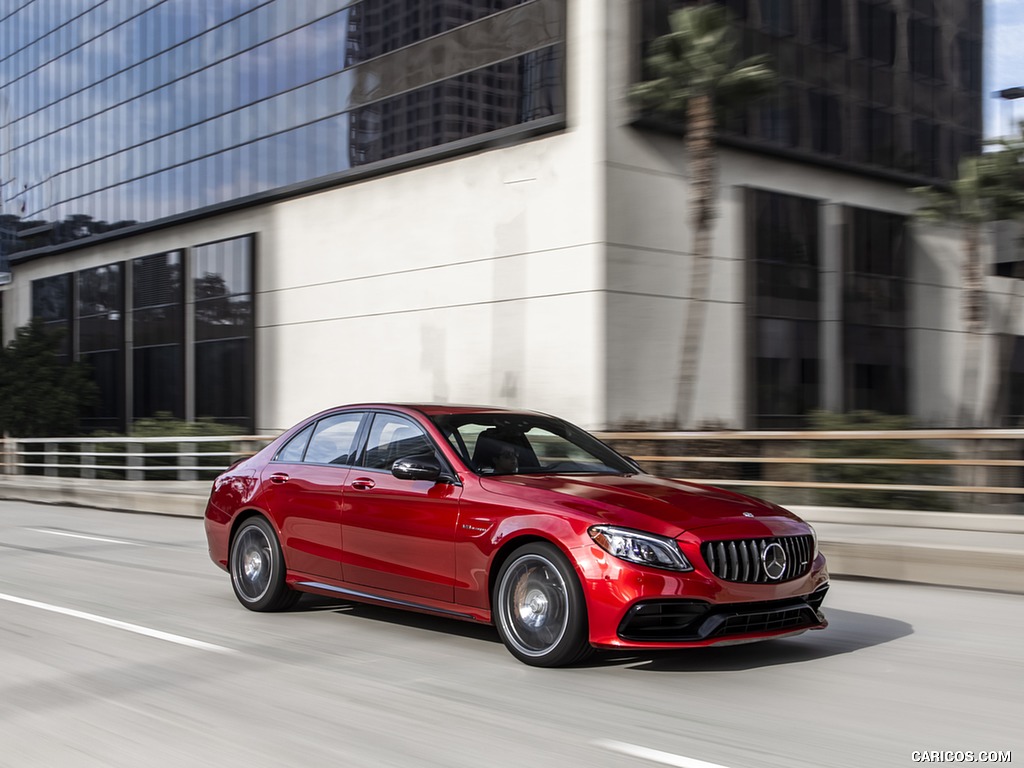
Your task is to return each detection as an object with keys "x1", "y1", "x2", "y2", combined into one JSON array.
[
  {"x1": 269, "y1": 472, "x2": 290, "y2": 484},
  {"x1": 351, "y1": 477, "x2": 376, "y2": 491}
]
